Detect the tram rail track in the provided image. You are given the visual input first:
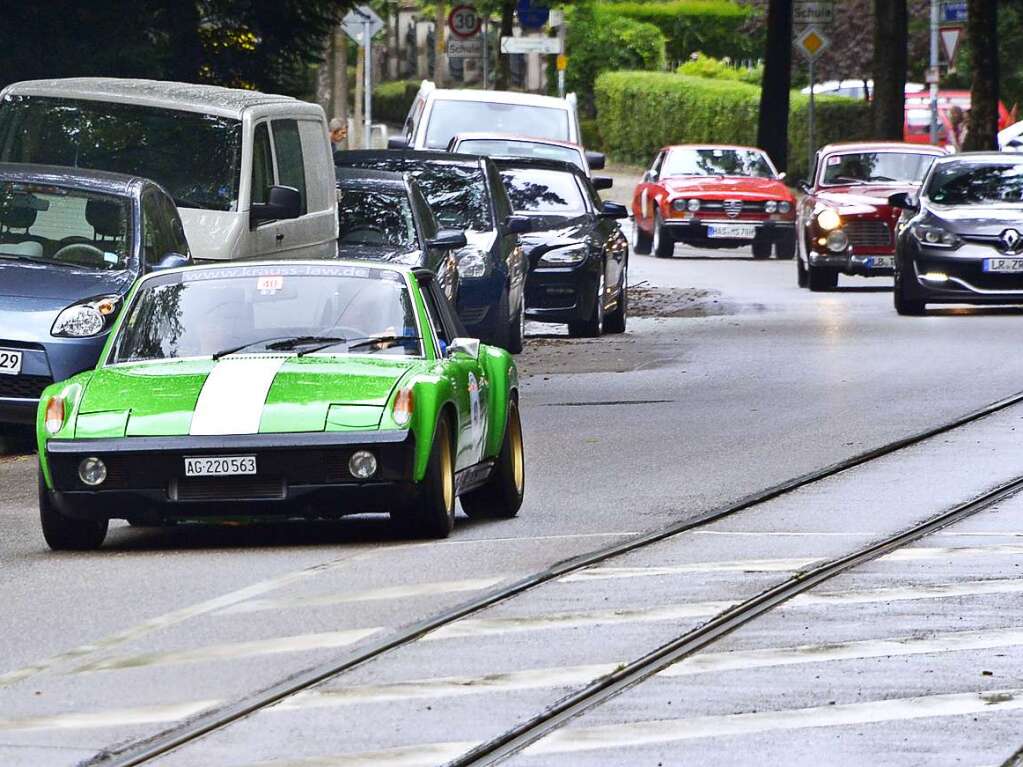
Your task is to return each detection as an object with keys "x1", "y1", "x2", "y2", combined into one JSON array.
[{"x1": 91, "y1": 389, "x2": 1023, "y2": 767}]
